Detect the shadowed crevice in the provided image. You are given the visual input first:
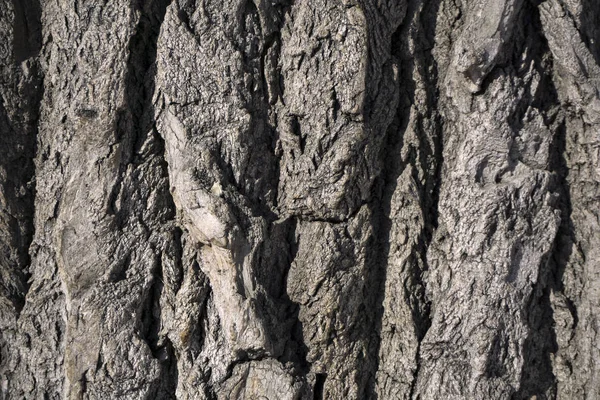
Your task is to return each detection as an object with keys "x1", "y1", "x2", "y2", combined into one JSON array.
[
  {"x1": 0, "y1": 0, "x2": 43, "y2": 316},
  {"x1": 313, "y1": 373, "x2": 326, "y2": 400},
  {"x1": 11, "y1": 0, "x2": 42, "y2": 63},
  {"x1": 120, "y1": 0, "x2": 177, "y2": 396},
  {"x1": 363, "y1": 0, "x2": 443, "y2": 398},
  {"x1": 513, "y1": 2, "x2": 565, "y2": 397},
  {"x1": 272, "y1": 217, "x2": 311, "y2": 375},
  {"x1": 110, "y1": 0, "x2": 174, "y2": 225},
  {"x1": 580, "y1": 0, "x2": 600, "y2": 66},
  {"x1": 404, "y1": 0, "x2": 445, "y2": 394},
  {"x1": 514, "y1": 97, "x2": 566, "y2": 399},
  {"x1": 140, "y1": 256, "x2": 180, "y2": 399}
]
